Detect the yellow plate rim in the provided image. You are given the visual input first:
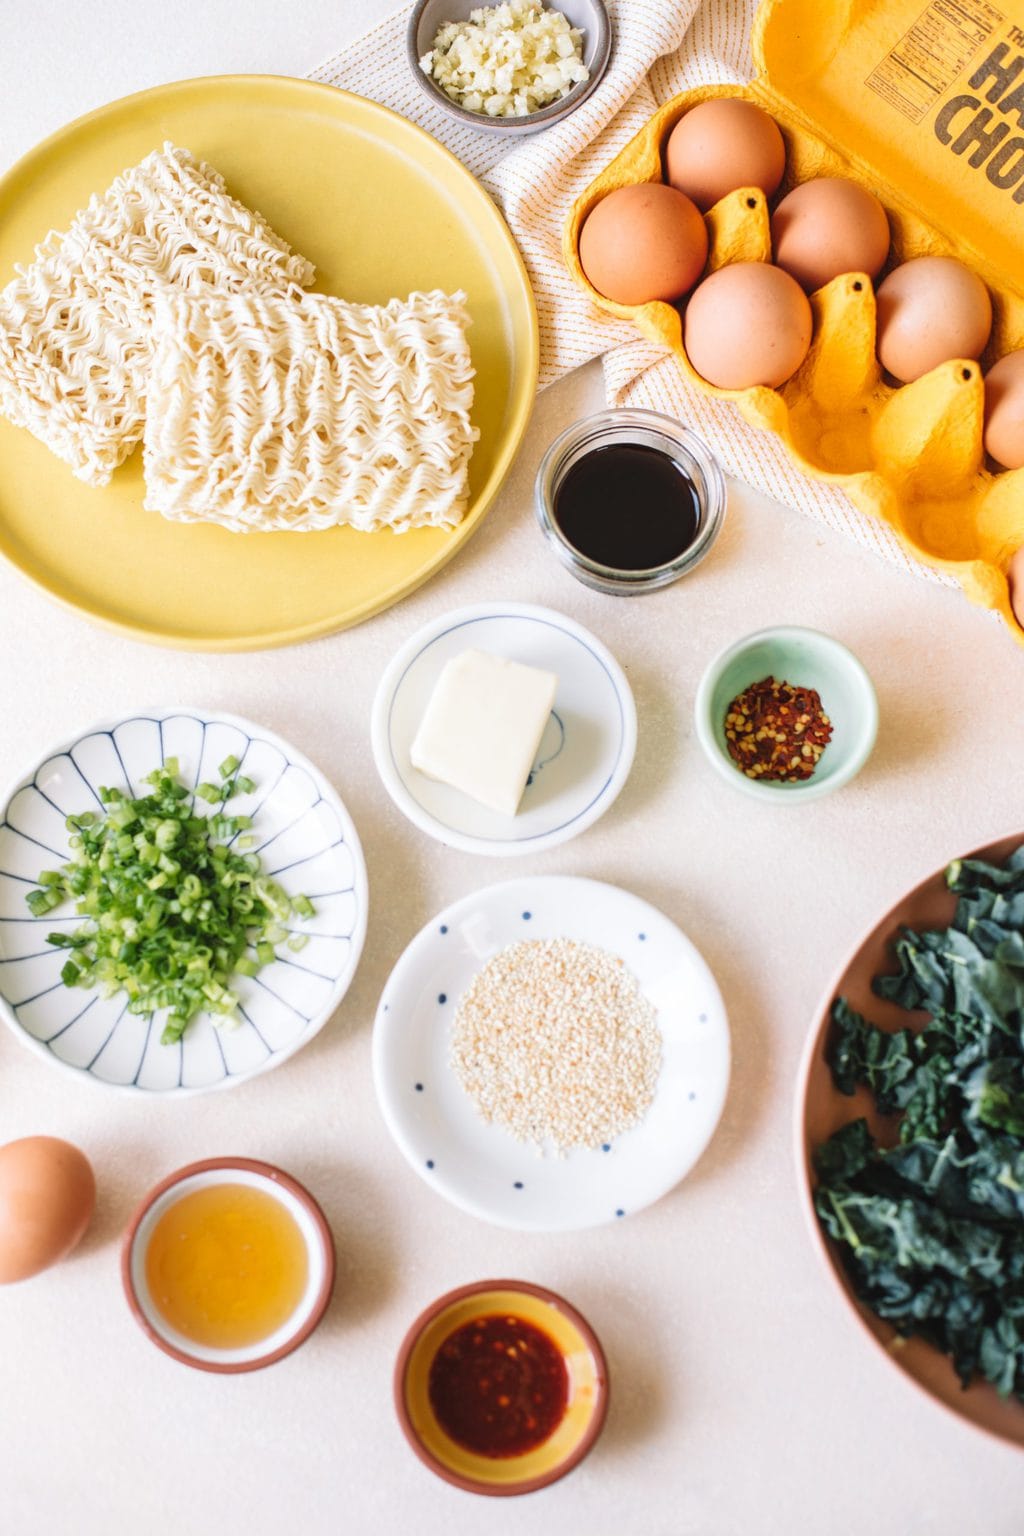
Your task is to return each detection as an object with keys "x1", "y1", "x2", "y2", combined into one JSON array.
[{"x1": 0, "y1": 75, "x2": 540, "y2": 652}]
